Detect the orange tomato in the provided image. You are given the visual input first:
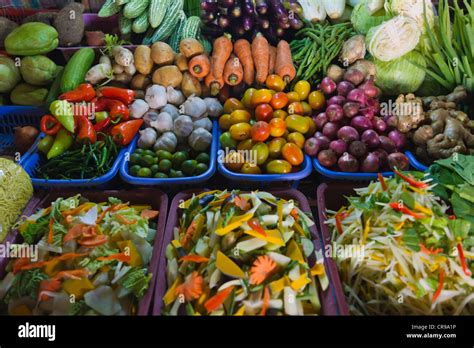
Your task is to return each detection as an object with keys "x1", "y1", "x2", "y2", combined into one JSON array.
[
  {"x1": 255, "y1": 103, "x2": 273, "y2": 123},
  {"x1": 286, "y1": 91, "x2": 300, "y2": 103},
  {"x1": 281, "y1": 143, "x2": 304, "y2": 165},
  {"x1": 241, "y1": 88, "x2": 256, "y2": 108},
  {"x1": 287, "y1": 132, "x2": 305, "y2": 148},
  {"x1": 219, "y1": 114, "x2": 232, "y2": 130},
  {"x1": 266, "y1": 74, "x2": 286, "y2": 92},
  {"x1": 223, "y1": 98, "x2": 245, "y2": 114},
  {"x1": 251, "y1": 89, "x2": 273, "y2": 107},
  {"x1": 229, "y1": 122, "x2": 252, "y2": 140},
  {"x1": 230, "y1": 109, "x2": 251, "y2": 124},
  {"x1": 269, "y1": 118, "x2": 286, "y2": 137},
  {"x1": 308, "y1": 91, "x2": 325, "y2": 110},
  {"x1": 250, "y1": 121, "x2": 270, "y2": 142},
  {"x1": 287, "y1": 102, "x2": 304, "y2": 115},
  {"x1": 272, "y1": 109, "x2": 288, "y2": 120},
  {"x1": 301, "y1": 101, "x2": 312, "y2": 116},
  {"x1": 270, "y1": 92, "x2": 289, "y2": 110}
]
